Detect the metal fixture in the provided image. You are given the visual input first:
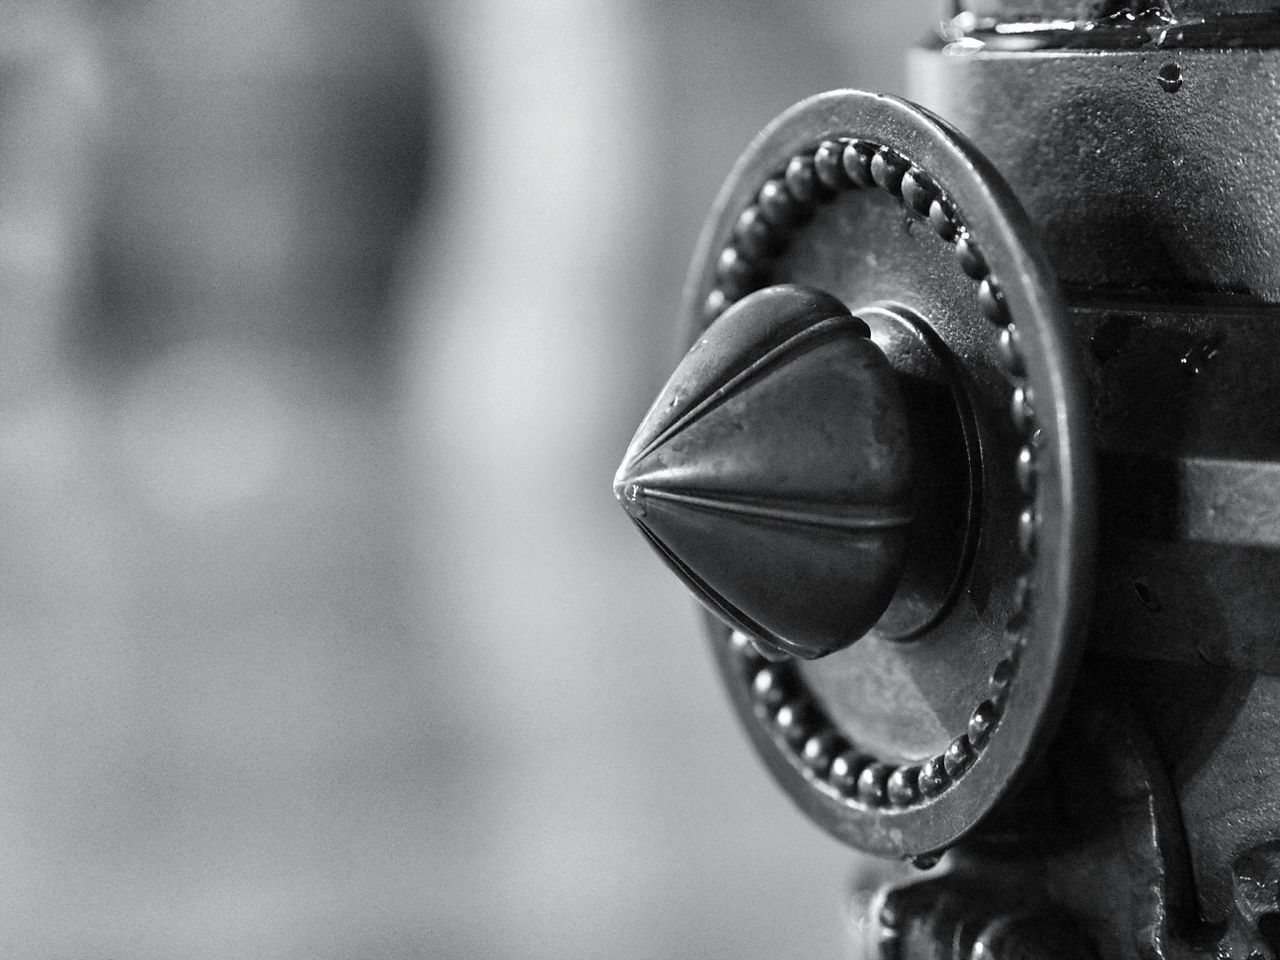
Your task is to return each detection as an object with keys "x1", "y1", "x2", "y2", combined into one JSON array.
[{"x1": 617, "y1": 5, "x2": 1280, "y2": 957}]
